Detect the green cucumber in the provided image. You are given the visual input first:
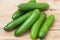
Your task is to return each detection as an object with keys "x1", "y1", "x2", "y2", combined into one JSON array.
[
  {"x1": 4, "y1": 11, "x2": 32, "y2": 31},
  {"x1": 30, "y1": 13, "x2": 46, "y2": 39},
  {"x1": 18, "y1": 3, "x2": 49, "y2": 11},
  {"x1": 14, "y1": 9, "x2": 40, "y2": 36},
  {"x1": 38, "y1": 15, "x2": 55, "y2": 39},
  {"x1": 12, "y1": 0, "x2": 36, "y2": 20},
  {"x1": 12, "y1": 9, "x2": 24, "y2": 20}
]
